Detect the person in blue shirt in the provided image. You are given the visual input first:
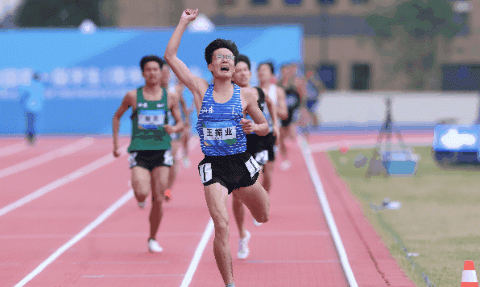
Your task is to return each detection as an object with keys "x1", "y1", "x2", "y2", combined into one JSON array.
[
  {"x1": 19, "y1": 72, "x2": 45, "y2": 145},
  {"x1": 165, "y1": 9, "x2": 270, "y2": 287}
]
